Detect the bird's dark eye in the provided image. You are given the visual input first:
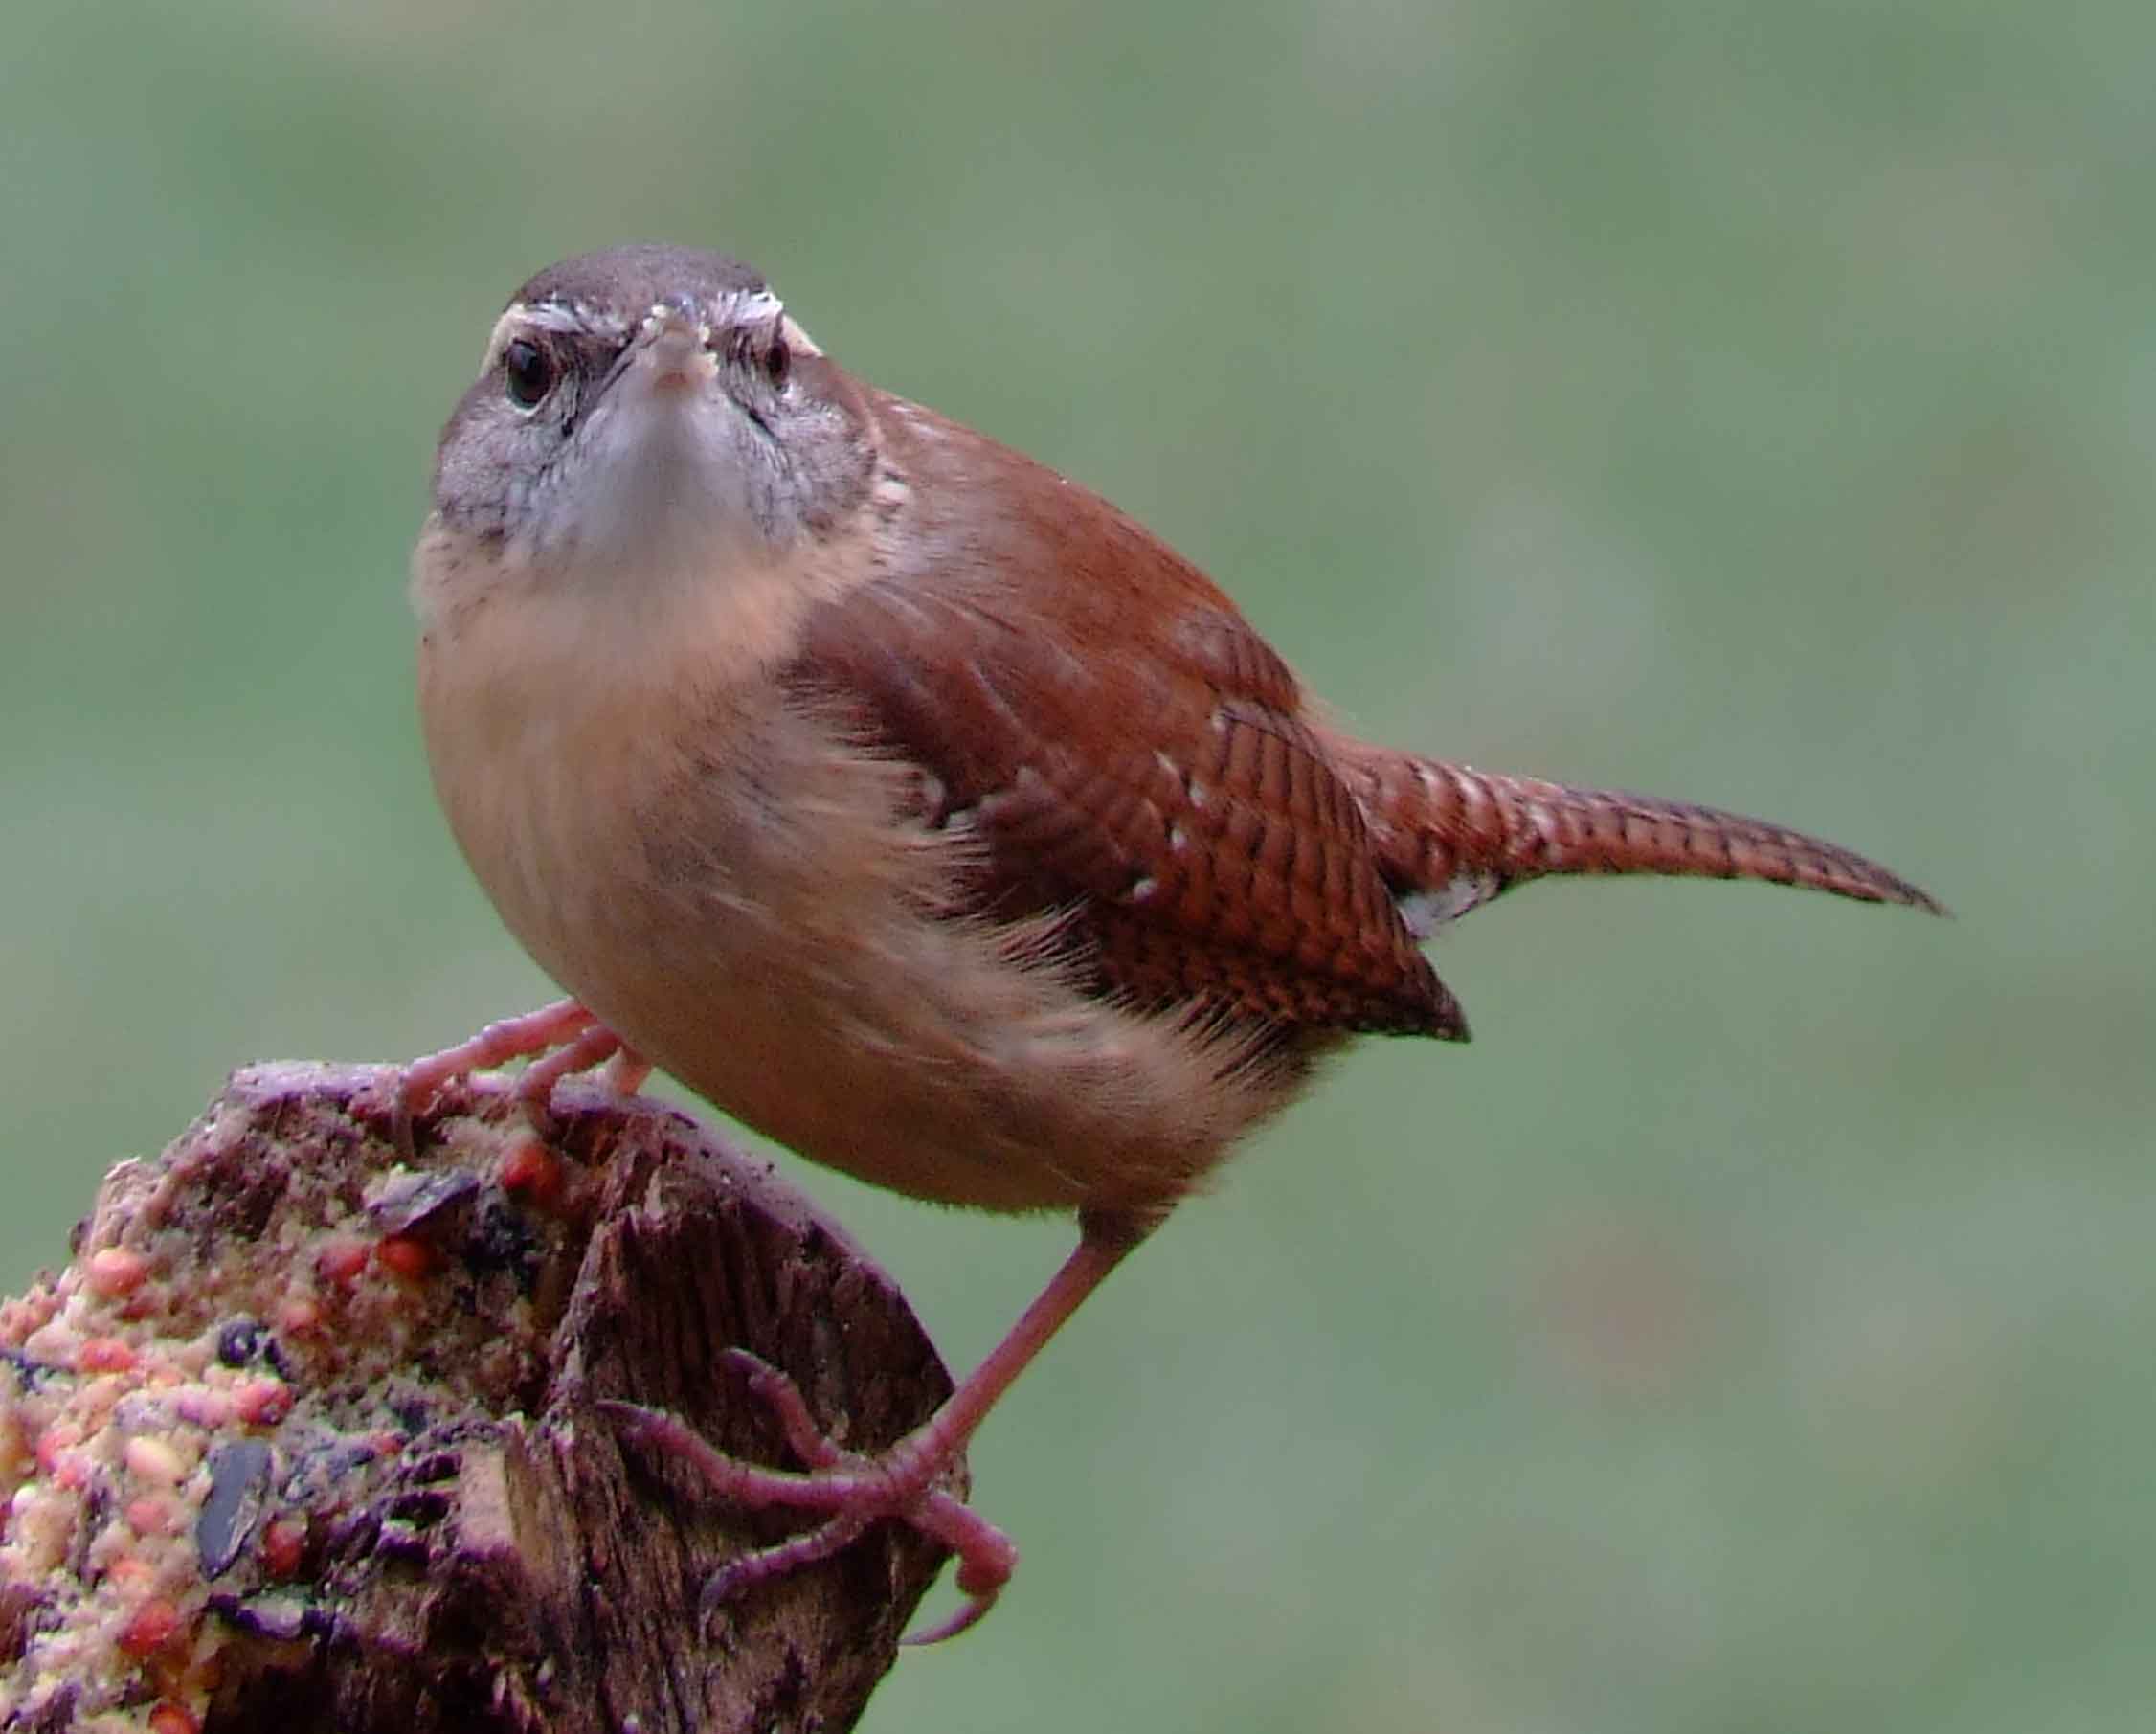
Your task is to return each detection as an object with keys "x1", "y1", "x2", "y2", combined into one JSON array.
[
  {"x1": 764, "y1": 333, "x2": 790, "y2": 391},
  {"x1": 503, "y1": 338, "x2": 556, "y2": 409}
]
